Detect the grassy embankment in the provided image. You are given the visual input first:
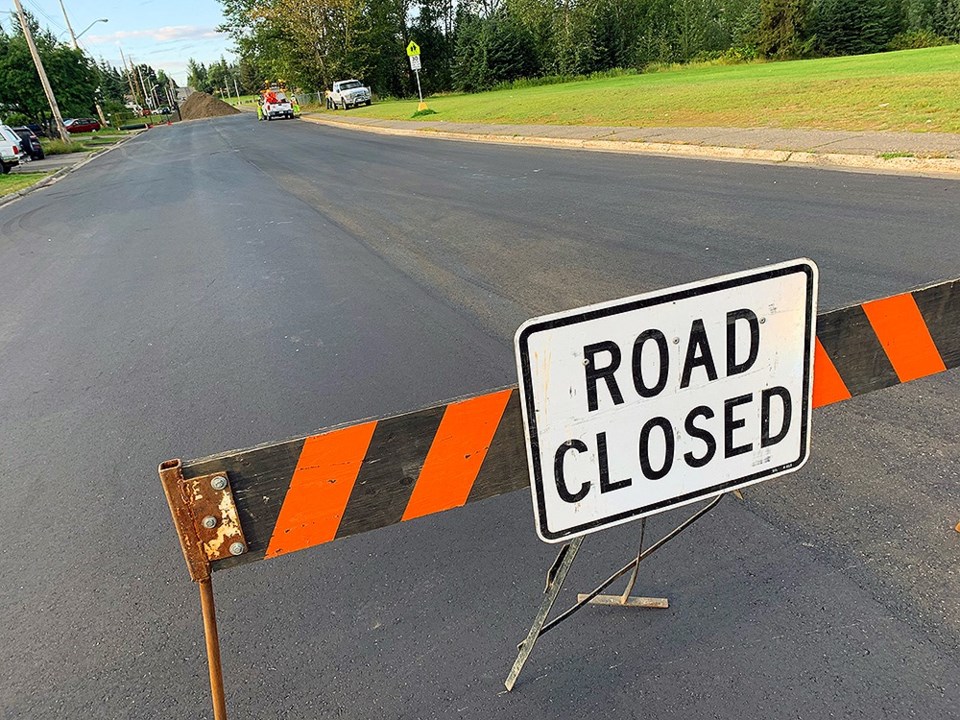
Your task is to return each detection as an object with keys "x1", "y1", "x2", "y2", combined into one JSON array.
[
  {"x1": 0, "y1": 173, "x2": 50, "y2": 197},
  {"x1": 343, "y1": 45, "x2": 960, "y2": 133}
]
